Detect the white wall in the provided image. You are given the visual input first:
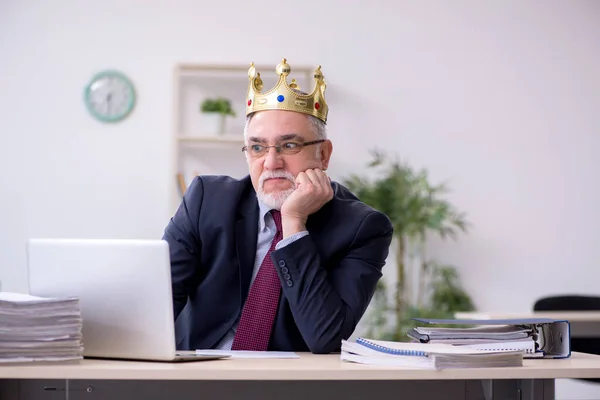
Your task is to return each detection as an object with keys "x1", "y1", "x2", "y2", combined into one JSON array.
[{"x1": 1, "y1": 0, "x2": 599, "y2": 397}]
